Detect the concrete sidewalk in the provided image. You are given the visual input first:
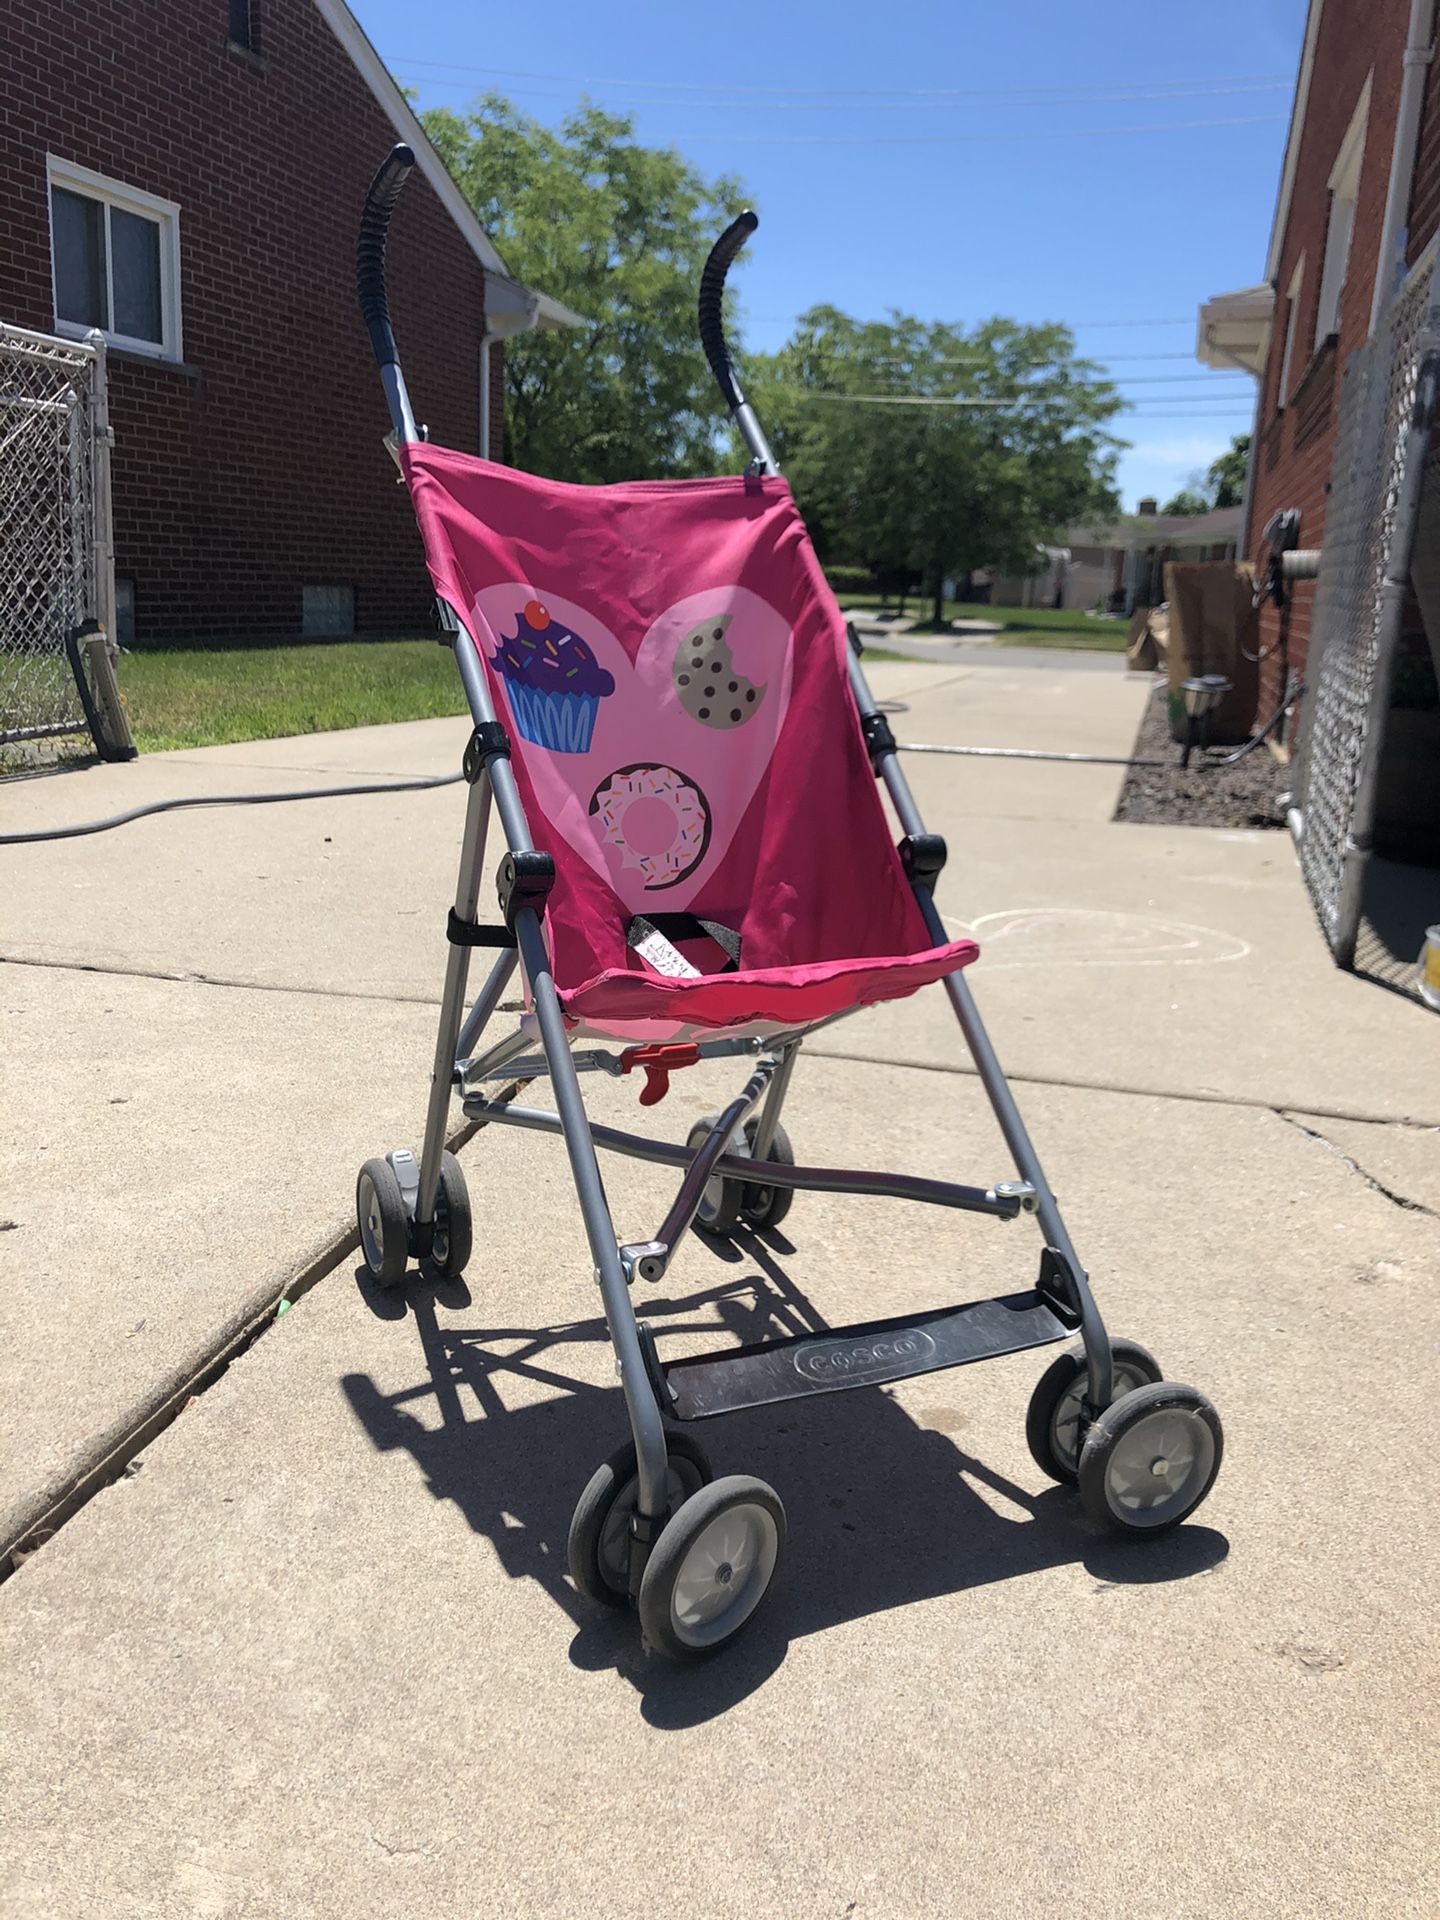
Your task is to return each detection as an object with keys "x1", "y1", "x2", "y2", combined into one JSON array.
[{"x1": 2, "y1": 653, "x2": 1437, "y2": 1915}]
